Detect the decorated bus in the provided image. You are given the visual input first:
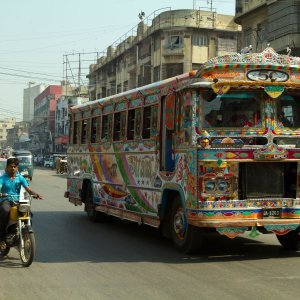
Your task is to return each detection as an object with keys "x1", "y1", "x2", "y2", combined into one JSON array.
[{"x1": 65, "y1": 47, "x2": 300, "y2": 253}]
